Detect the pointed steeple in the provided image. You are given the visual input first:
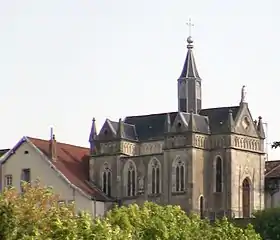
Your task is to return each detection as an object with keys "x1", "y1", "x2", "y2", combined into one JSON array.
[
  {"x1": 117, "y1": 118, "x2": 125, "y2": 138},
  {"x1": 227, "y1": 109, "x2": 235, "y2": 132},
  {"x1": 257, "y1": 116, "x2": 265, "y2": 139},
  {"x1": 180, "y1": 37, "x2": 200, "y2": 79},
  {"x1": 89, "y1": 117, "x2": 97, "y2": 143},
  {"x1": 164, "y1": 113, "x2": 171, "y2": 133},
  {"x1": 188, "y1": 111, "x2": 197, "y2": 132},
  {"x1": 178, "y1": 35, "x2": 202, "y2": 114}
]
